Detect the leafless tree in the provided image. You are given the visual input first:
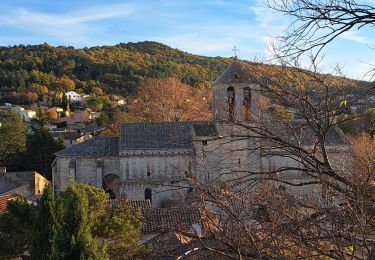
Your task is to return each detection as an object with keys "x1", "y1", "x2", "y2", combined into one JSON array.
[
  {"x1": 266, "y1": 0, "x2": 375, "y2": 63},
  {"x1": 177, "y1": 60, "x2": 375, "y2": 259}
]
